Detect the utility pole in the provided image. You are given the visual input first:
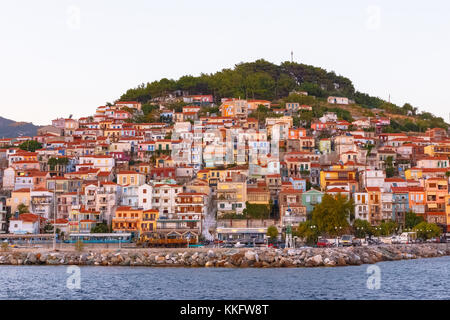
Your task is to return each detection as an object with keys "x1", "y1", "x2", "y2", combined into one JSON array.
[{"x1": 53, "y1": 184, "x2": 56, "y2": 251}]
